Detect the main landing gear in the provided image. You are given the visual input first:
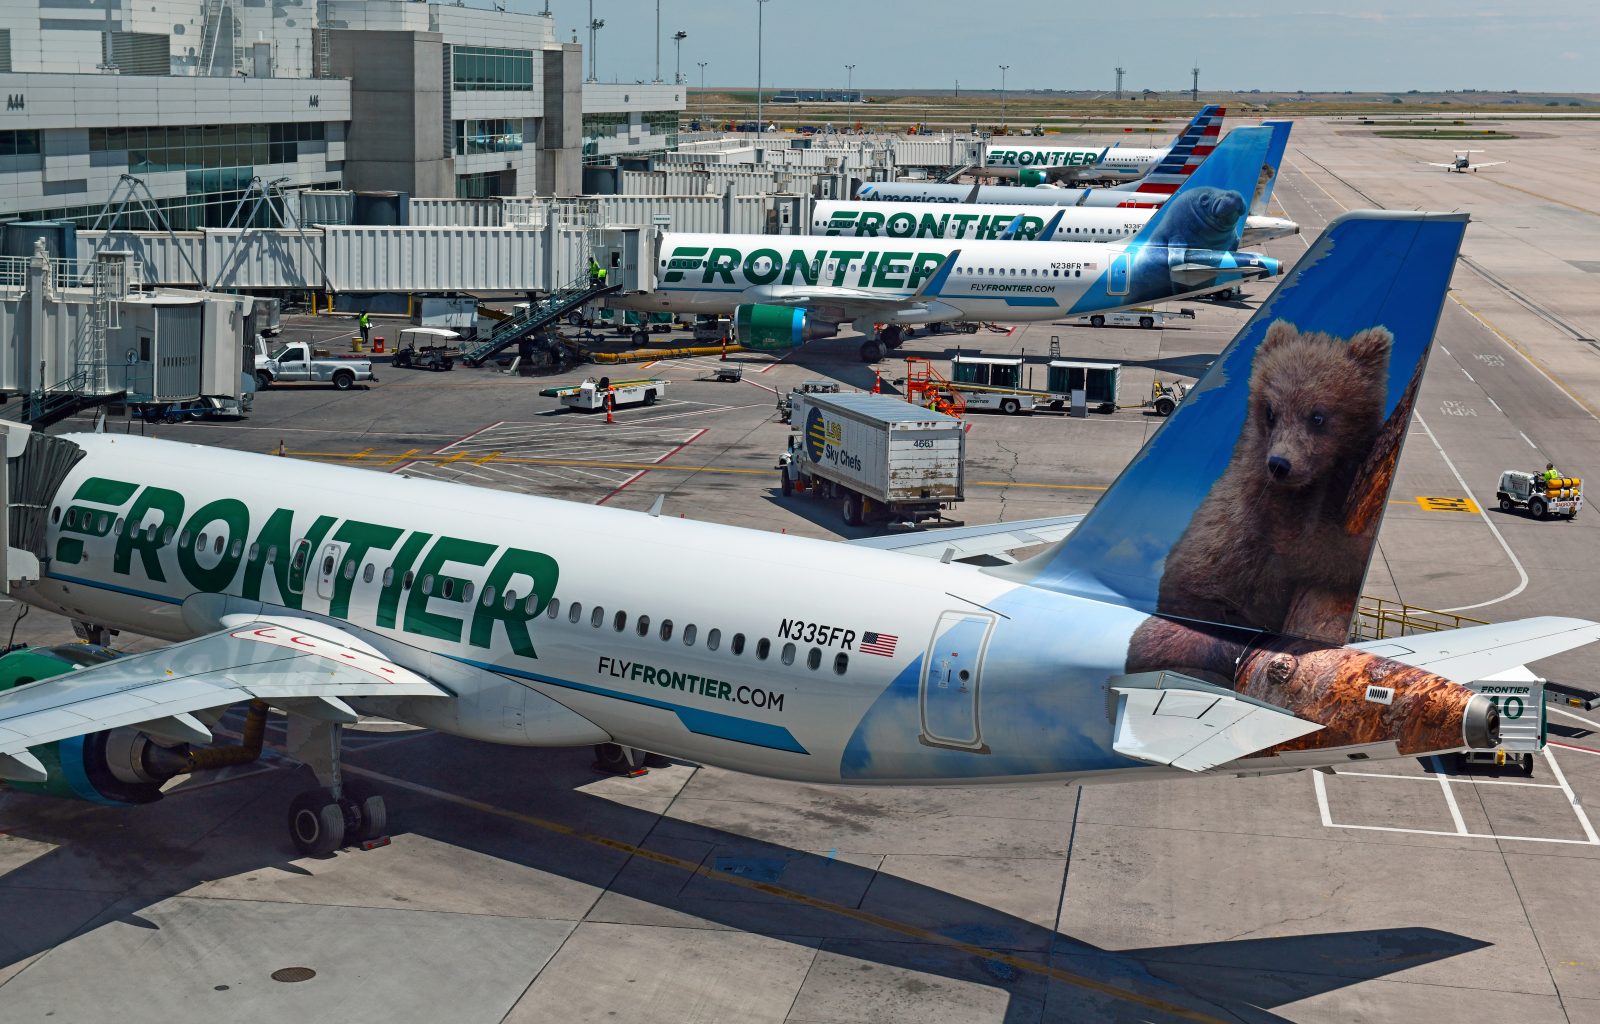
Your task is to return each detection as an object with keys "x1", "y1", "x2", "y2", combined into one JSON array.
[
  {"x1": 858, "y1": 324, "x2": 903, "y2": 363},
  {"x1": 592, "y1": 742, "x2": 670, "y2": 776},
  {"x1": 285, "y1": 716, "x2": 388, "y2": 857}
]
